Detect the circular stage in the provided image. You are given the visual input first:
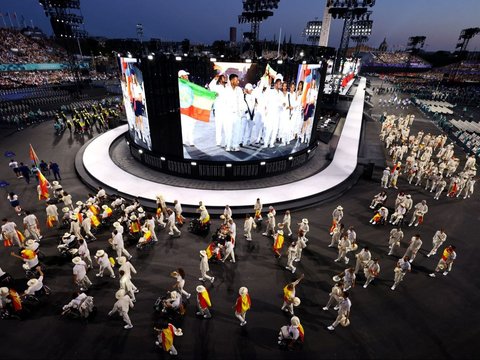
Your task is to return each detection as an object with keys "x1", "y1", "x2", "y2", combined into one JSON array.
[{"x1": 76, "y1": 78, "x2": 367, "y2": 211}]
